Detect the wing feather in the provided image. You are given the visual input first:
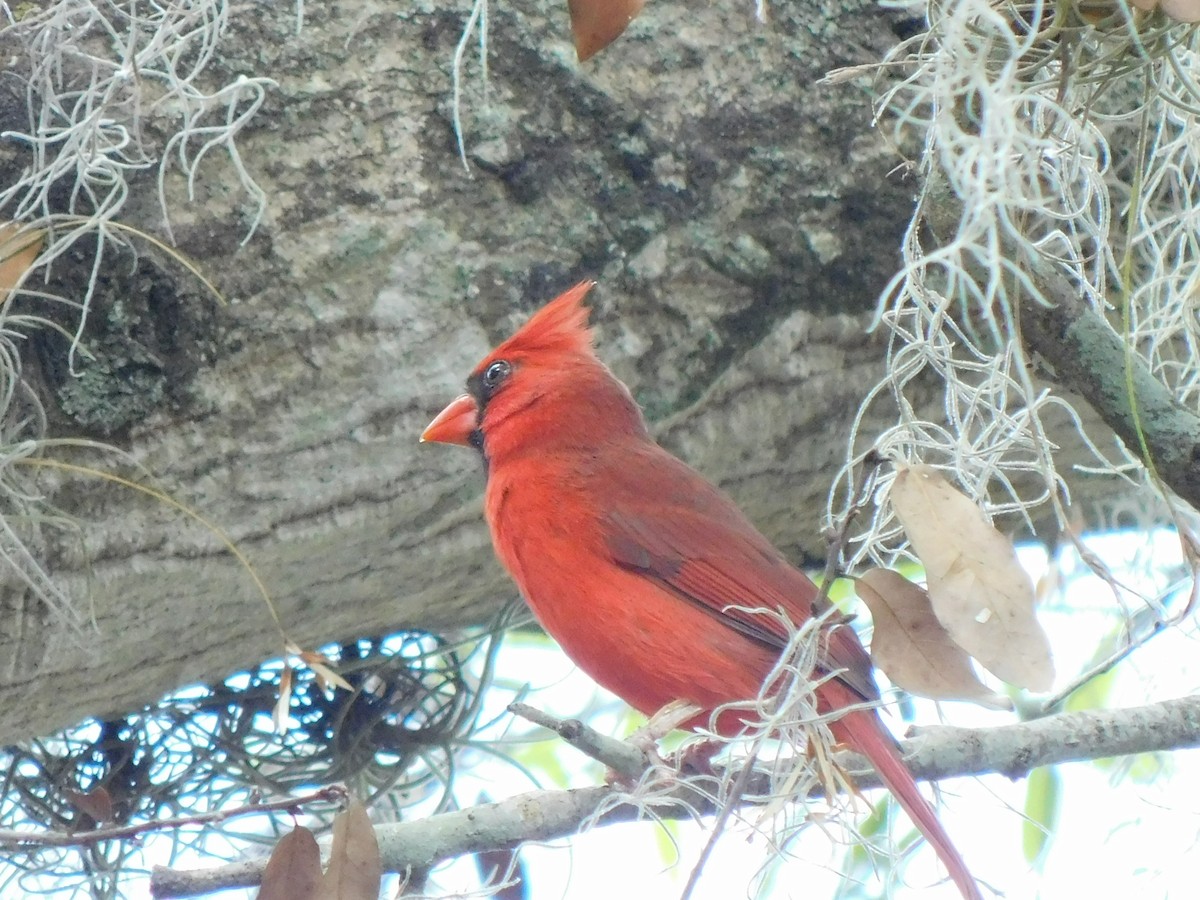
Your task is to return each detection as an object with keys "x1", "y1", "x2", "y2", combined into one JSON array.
[{"x1": 598, "y1": 445, "x2": 879, "y2": 703}]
